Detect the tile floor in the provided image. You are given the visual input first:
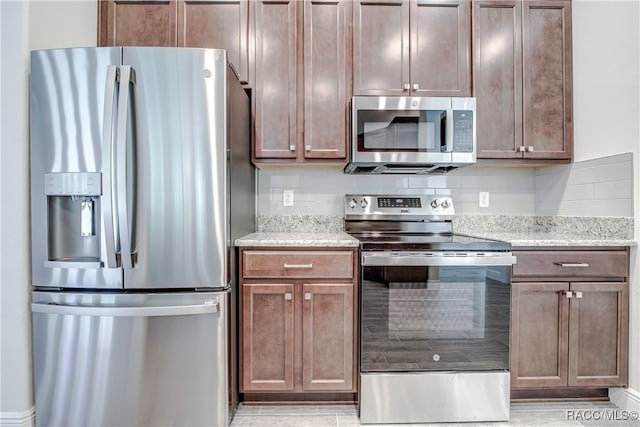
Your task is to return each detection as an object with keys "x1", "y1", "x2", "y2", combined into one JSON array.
[{"x1": 230, "y1": 401, "x2": 640, "y2": 427}]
